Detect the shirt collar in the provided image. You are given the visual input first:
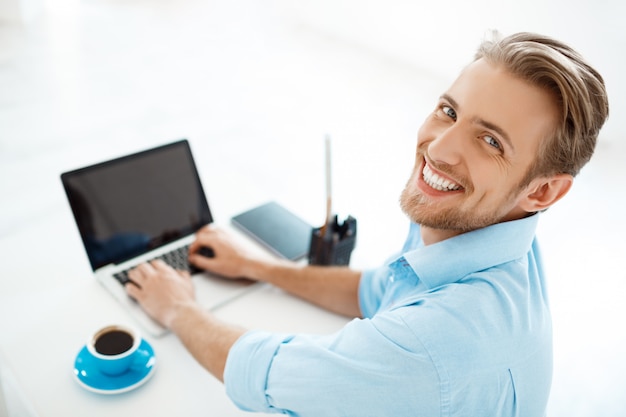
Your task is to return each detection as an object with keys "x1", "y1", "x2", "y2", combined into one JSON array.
[{"x1": 401, "y1": 214, "x2": 539, "y2": 290}]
